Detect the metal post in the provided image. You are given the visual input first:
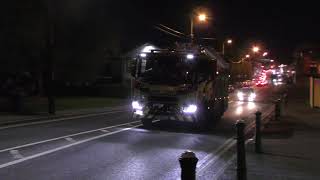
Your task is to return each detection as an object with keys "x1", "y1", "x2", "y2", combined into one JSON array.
[
  {"x1": 275, "y1": 99, "x2": 281, "y2": 121},
  {"x1": 46, "y1": 0, "x2": 56, "y2": 115},
  {"x1": 236, "y1": 120, "x2": 247, "y2": 180},
  {"x1": 222, "y1": 42, "x2": 225, "y2": 56},
  {"x1": 283, "y1": 92, "x2": 288, "y2": 106},
  {"x1": 179, "y1": 151, "x2": 198, "y2": 180},
  {"x1": 255, "y1": 111, "x2": 262, "y2": 153},
  {"x1": 190, "y1": 16, "x2": 194, "y2": 43},
  {"x1": 312, "y1": 76, "x2": 315, "y2": 108}
]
